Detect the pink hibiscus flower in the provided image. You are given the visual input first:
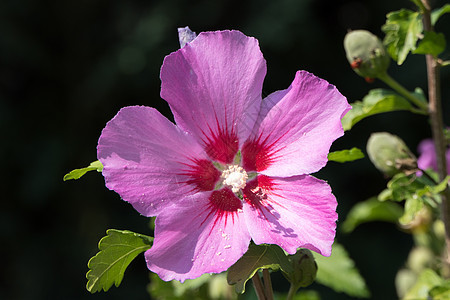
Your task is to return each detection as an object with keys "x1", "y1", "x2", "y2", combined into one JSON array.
[
  {"x1": 97, "y1": 30, "x2": 351, "y2": 282},
  {"x1": 417, "y1": 139, "x2": 450, "y2": 174}
]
